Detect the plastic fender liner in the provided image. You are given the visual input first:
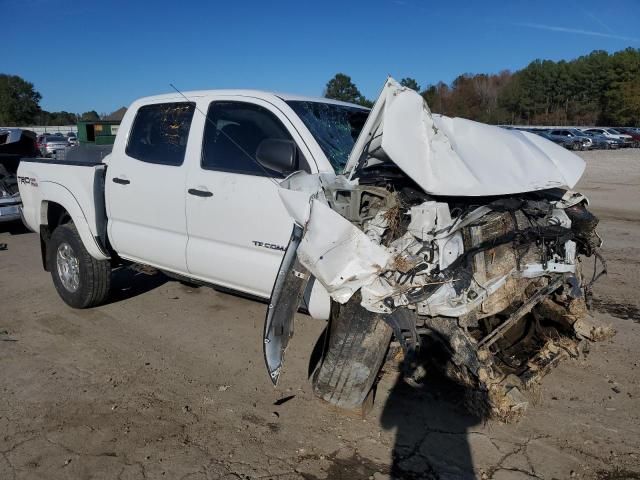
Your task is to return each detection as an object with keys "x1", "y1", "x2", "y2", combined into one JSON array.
[{"x1": 263, "y1": 224, "x2": 310, "y2": 385}]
